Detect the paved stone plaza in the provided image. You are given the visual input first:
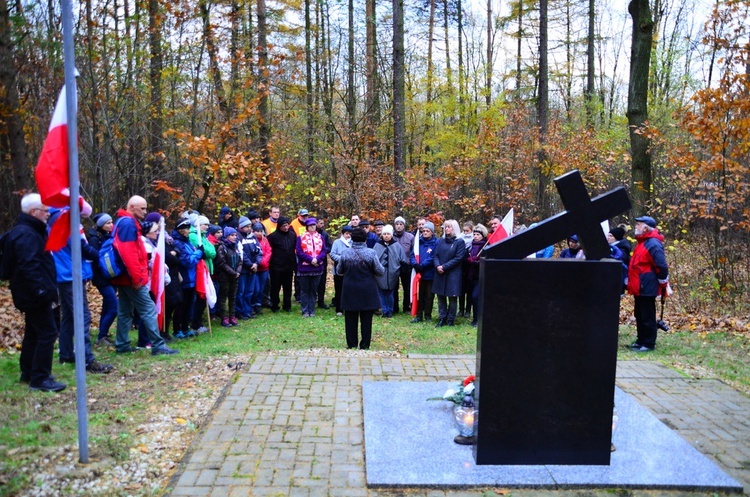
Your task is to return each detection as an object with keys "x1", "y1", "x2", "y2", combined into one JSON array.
[{"x1": 168, "y1": 356, "x2": 749, "y2": 496}]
